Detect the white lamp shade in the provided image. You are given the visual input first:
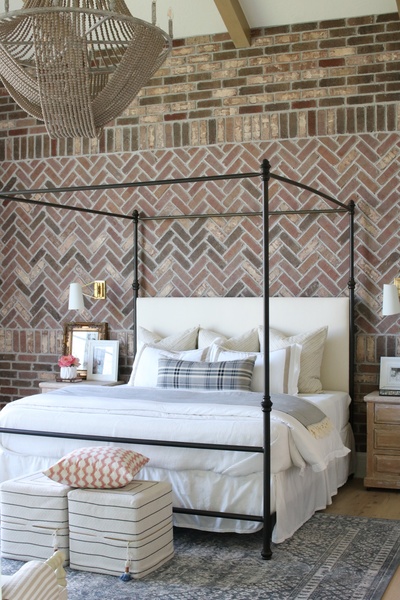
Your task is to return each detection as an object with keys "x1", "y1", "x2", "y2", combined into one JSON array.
[
  {"x1": 68, "y1": 283, "x2": 84, "y2": 311},
  {"x1": 382, "y1": 284, "x2": 400, "y2": 316}
]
